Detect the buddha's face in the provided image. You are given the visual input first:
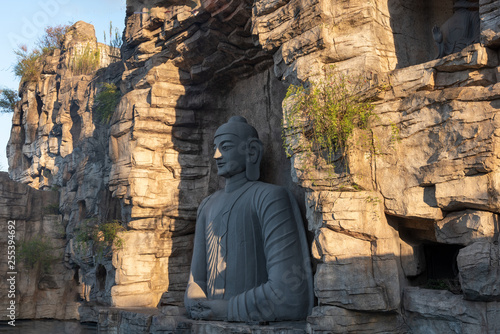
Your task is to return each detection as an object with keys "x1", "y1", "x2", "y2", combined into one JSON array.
[{"x1": 213, "y1": 133, "x2": 246, "y2": 178}]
